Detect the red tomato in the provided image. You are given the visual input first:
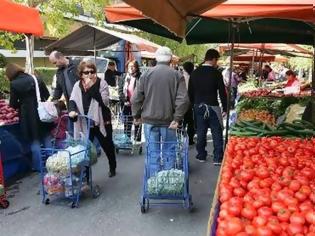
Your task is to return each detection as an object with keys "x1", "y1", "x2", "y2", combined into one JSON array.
[
  {"x1": 289, "y1": 180, "x2": 301, "y2": 192},
  {"x1": 219, "y1": 209, "x2": 230, "y2": 219},
  {"x1": 240, "y1": 170, "x2": 255, "y2": 182},
  {"x1": 253, "y1": 216, "x2": 268, "y2": 227},
  {"x1": 236, "y1": 232, "x2": 249, "y2": 236},
  {"x1": 289, "y1": 212, "x2": 305, "y2": 225},
  {"x1": 220, "y1": 191, "x2": 232, "y2": 203},
  {"x1": 287, "y1": 223, "x2": 304, "y2": 235},
  {"x1": 277, "y1": 209, "x2": 291, "y2": 222},
  {"x1": 272, "y1": 202, "x2": 285, "y2": 213},
  {"x1": 256, "y1": 227, "x2": 274, "y2": 236},
  {"x1": 287, "y1": 204, "x2": 299, "y2": 213},
  {"x1": 300, "y1": 185, "x2": 312, "y2": 196},
  {"x1": 253, "y1": 200, "x2": 264, "y2": 209},
  {"x1": 225, "y1": 217, "x2": 244, "y2": 235},
  {"x1": 241, "y1": 205, "x2": 257, "y2": 220},
  {"x1": 267, "y1": 220, "x2": 282, "y2": 234},
  {"x1": 271, "y1": 182, "x2": 282, "y2": 192},
  {"x1": 234, "y1": 187, "x2": 246, "y2": 197},
  {"x1": 284, "y1": 197, "x2": 298, "y2": 206},
  {"x1": 305, "y1": 211, "x2": 315, "y2": 224},
  {"x1": 245, "y1": 224, "x2": 256, "y2": 235},
  {"x1": 258, "y1": 207, "x2": 273, "y2": 218},
  {"x1": 256, "y1": 167, "x2": 269, "y2": 178},
  {"x1": 295, "y1": 191, "x2": 308, "y2": 202},
  {"x1": 299, "y1": 201, "x2": 313, "y2": 212},
  {"x1": 228, "y1": 204, "x2": 242, "y2": 217}
]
